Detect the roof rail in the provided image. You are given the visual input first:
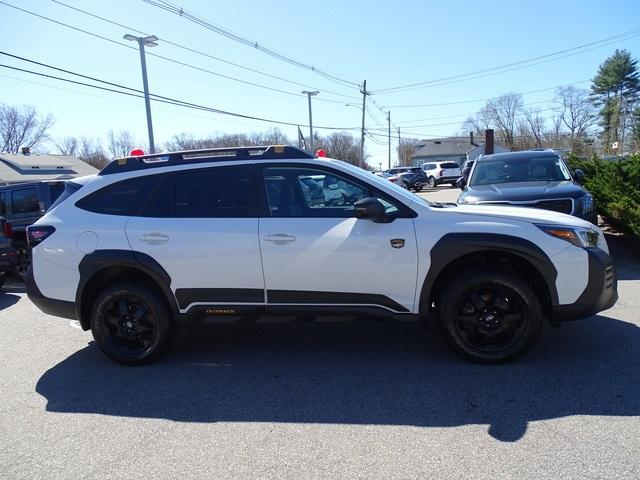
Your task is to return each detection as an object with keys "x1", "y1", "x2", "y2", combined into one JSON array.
[{"x1": 99, "y1": 145, "x2": 314, "y2": 175}]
